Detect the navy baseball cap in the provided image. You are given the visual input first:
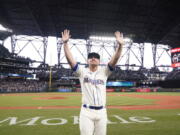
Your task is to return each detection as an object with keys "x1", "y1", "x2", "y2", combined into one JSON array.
[{"x1": 88, "y1": 52, "x2": 100, "y2": 59}]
